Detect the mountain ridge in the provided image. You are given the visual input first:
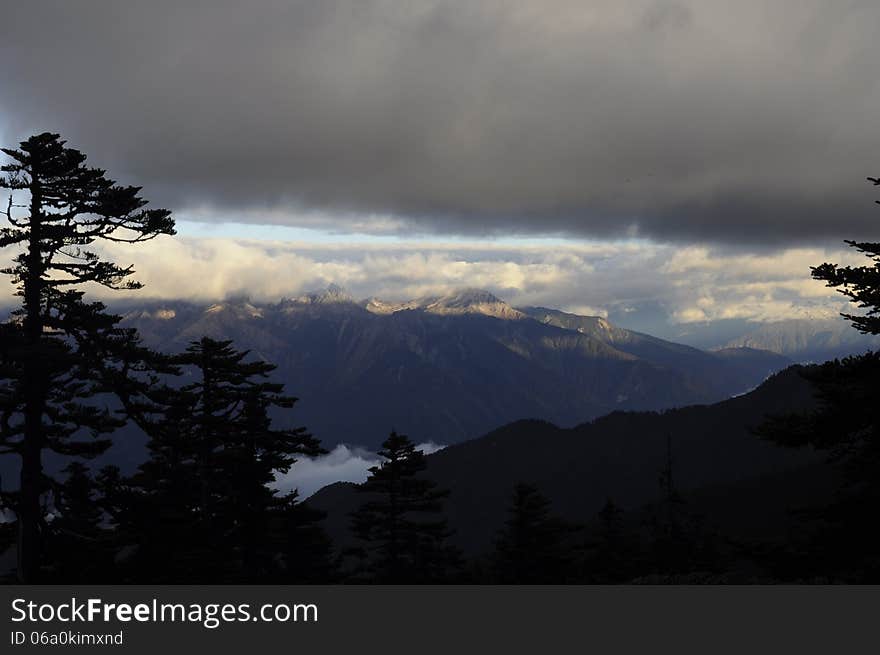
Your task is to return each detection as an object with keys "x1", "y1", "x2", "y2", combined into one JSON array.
[
  {"x1": 118, "y1": 286, "x2": 792, "y2": 449},
  {"x1": 307, "y1": 366, "x2": 826, "y2": 555},
  {"x1": 720, "y1": 317, "x2": 880, "y2": 361}
]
